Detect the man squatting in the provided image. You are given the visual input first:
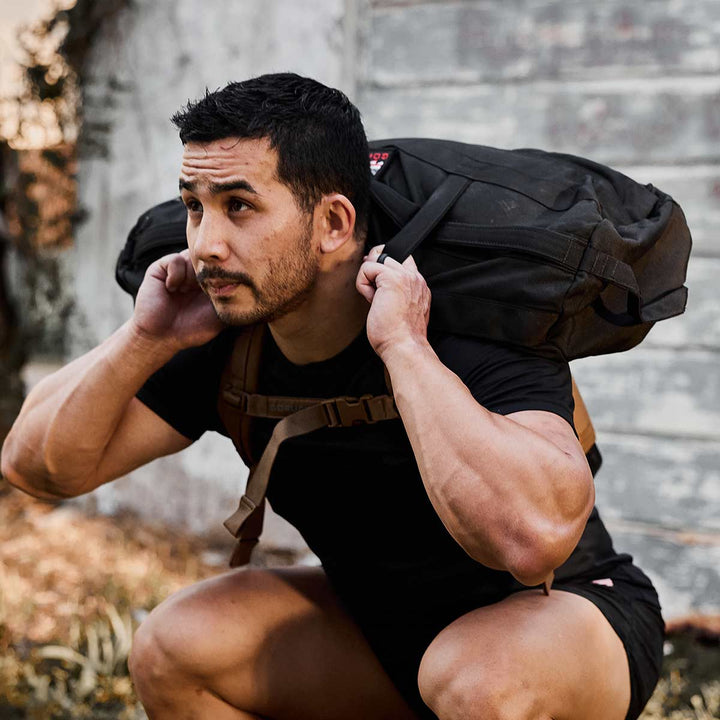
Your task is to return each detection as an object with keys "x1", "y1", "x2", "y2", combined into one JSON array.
[{"x1": 2, "y1": 74, "x2": 664, "y2": 720}]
